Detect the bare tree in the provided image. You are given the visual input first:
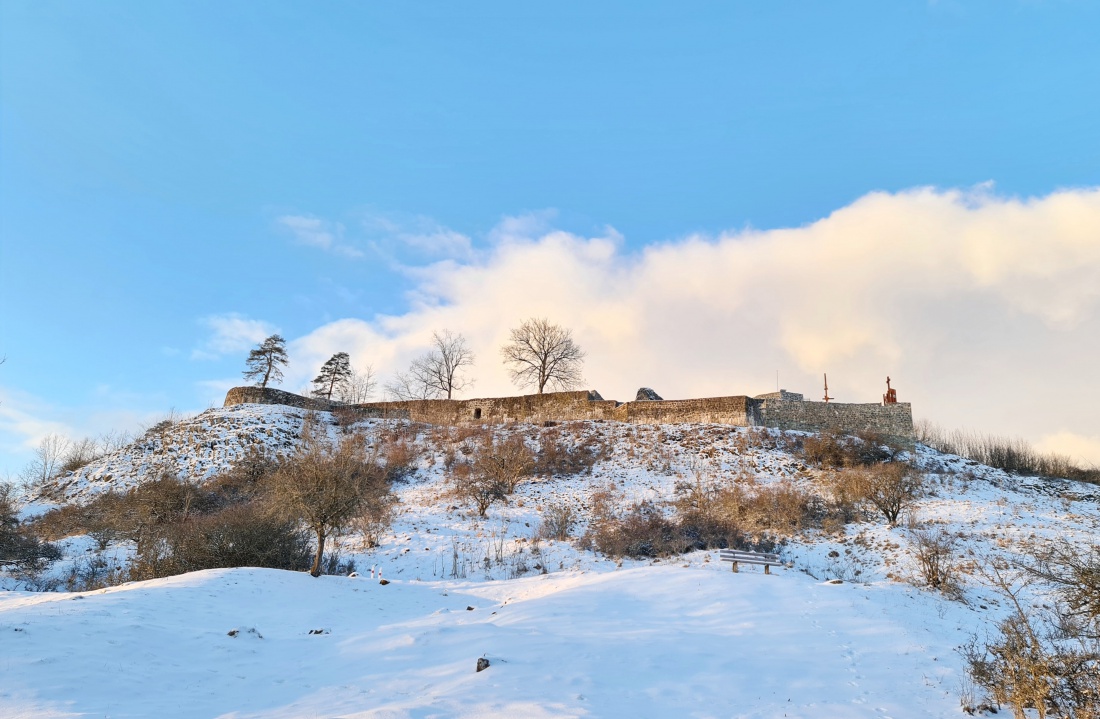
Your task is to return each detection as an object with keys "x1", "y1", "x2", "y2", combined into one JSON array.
[
  {"x1": 273, "y1": 430, "x2": 390, "y2": 576},
  {"x1": 860, "y1": 462, "x2": 922, "y2": 524},
  {"x1": 399, "y1": 330, "x2": 476, "y2": 400},
  {"x1": 500, "y1": 318, "x2": 586, "y2": 394},
  {"x1": 337, "y1": 365, "x2": 377, "y2": 404},
  {"x1": 452, "y1": 435, "x2": 535, "y2": 517},
  {"x1": 243, "y1": 335, "x2": 289, "y2": 388},
  {"x1": 311, "y1": 352, "x2": 353, "y2": 400},
  {"x1": 20, "y1": 434, "x2": 71, "y2": 488},
  {"x1": 472, "y1": 435, "x2": 536, "y2": 494},
  {"x1": 383, "y1": 369, "x2": 438, "y2": 401}
]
